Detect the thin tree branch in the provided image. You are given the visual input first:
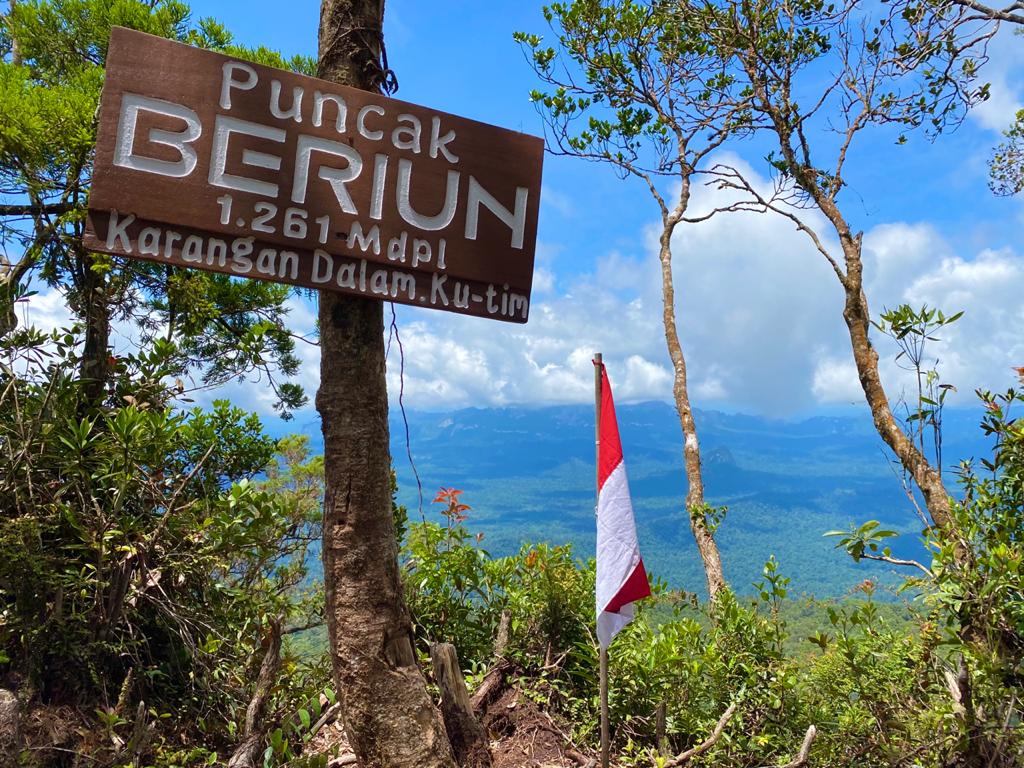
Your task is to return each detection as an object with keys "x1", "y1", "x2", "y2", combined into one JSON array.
[
  {"x1": 857, "y1": 552, "x2": 932, "y2": 576},
  {"x1": 698, "y1": 164, "x2": 847, "y2": 285},
  {"x1": 0, "y1": 202, "x2": 77, "y2": 217},
  {"x1": 767, "y1": 725, "x2": 818, "y2": 768},
  {"x1": 662, "y1": 703, "x2": 737, "y2": 767},
  {"x1": 950, "y1": 0, "x2": 1024, "y2": 23}
]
